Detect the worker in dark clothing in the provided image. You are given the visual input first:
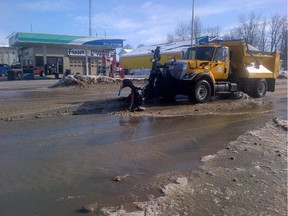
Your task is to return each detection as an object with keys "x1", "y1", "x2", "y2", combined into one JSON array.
[{"x1": 118, "y1": 79, "x2": 145, "y2": 112}]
